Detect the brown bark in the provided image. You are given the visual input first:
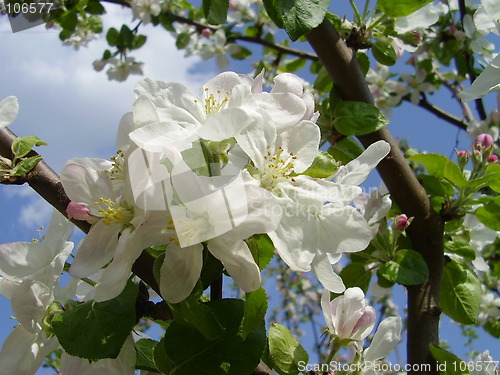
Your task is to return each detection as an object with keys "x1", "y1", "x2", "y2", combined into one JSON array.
[{"x1": 306, "y1": 21, "x2": 444, "y2": 374}]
